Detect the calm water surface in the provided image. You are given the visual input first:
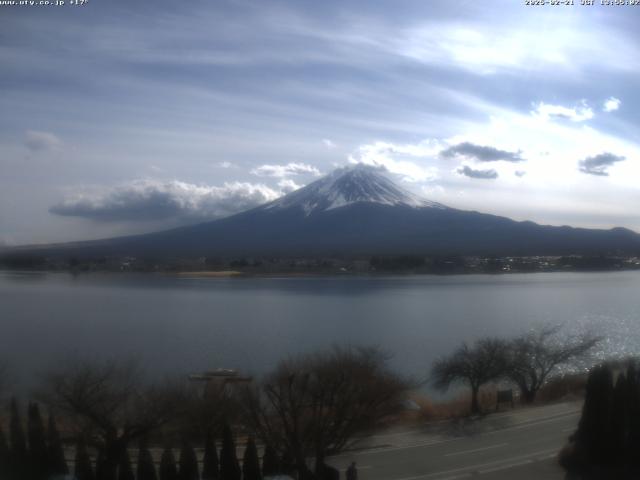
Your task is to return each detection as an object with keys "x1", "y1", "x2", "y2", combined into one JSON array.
[{"x1": 1, "y1": 270, "x2": 639, "y2": 390}]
